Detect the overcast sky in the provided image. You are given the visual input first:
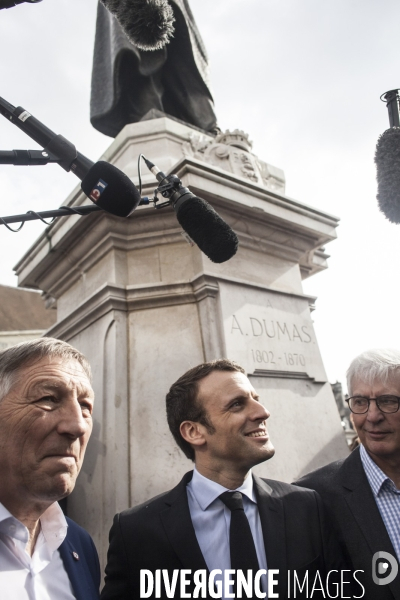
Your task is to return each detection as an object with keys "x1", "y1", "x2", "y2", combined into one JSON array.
[{"x1": 0, "y1": 0, "x2": 399, "y2": 390}]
